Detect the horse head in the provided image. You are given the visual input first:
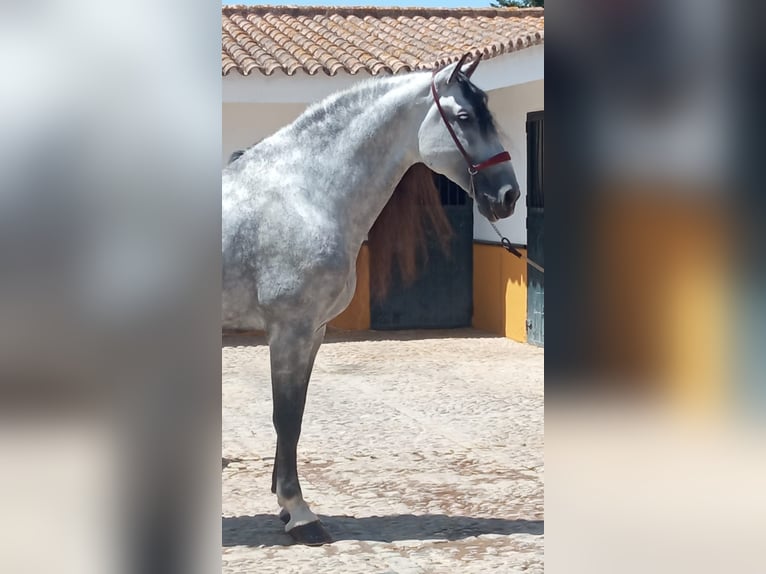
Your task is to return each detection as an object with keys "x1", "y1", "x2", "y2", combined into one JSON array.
[{"x1": 418, "y1": 54, "x2": 521, "y2": 222}]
